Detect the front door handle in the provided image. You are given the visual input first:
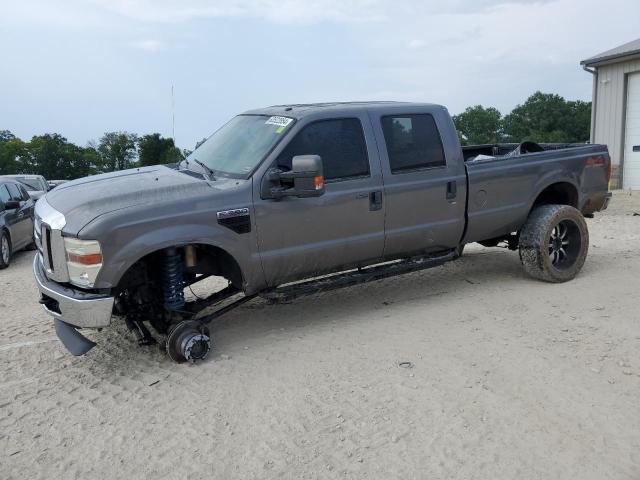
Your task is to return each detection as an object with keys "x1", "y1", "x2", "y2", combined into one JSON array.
[
  {"x1": 369, "y1": 191, "x2": 383, "y2": 211},
  {"x1": 446, "y1": 181, "x2": 457, "y2": 200}
]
